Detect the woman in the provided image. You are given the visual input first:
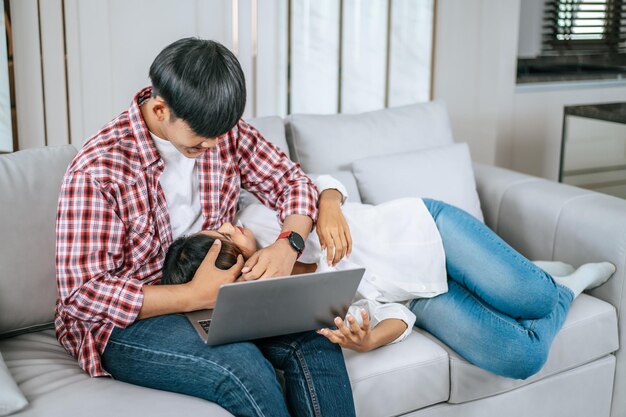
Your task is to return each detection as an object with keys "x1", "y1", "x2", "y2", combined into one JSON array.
[{"x1": 163, "y1": 177, "x2": 615, "y2": 379}]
